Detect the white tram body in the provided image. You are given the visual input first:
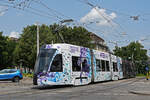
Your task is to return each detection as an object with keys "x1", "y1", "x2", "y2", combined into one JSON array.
[
  {"x1": 118, "y1": 57, "x2": 123, "y2": 79},
  {"x1": 111, "y1": 55, "x2": 123, "y2": 80},
  {"x1": 92, "y1": 50, "x2": 111, "y2": 82},
  {"x1": 34, "y1": 43, "x2": 123, "y2": 86}
]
